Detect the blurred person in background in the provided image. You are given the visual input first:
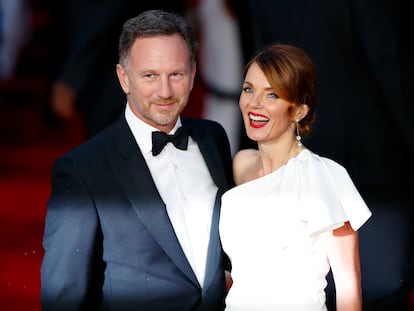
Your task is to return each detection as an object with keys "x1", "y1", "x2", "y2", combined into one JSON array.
[
  {"x1": 192, "y1": 0, "x2": 244, "y2": 154},
  {"x1": 0, "y1": 0, "x2": 30, "y2": 81}
]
